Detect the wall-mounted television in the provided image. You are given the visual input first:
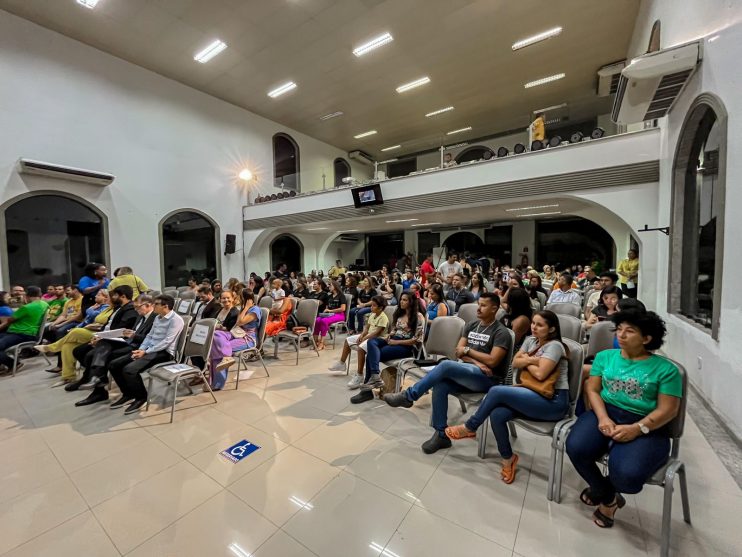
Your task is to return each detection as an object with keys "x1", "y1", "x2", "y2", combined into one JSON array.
[{"x1": 351, "y1": 183, "x2": 384, "y2": 208}]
